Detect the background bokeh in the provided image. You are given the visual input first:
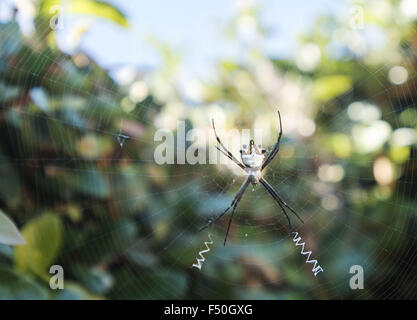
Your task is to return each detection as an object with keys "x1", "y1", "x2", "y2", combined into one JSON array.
[{"x1": 0, "y1": 0, "x2": 417, "y2": 299}]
